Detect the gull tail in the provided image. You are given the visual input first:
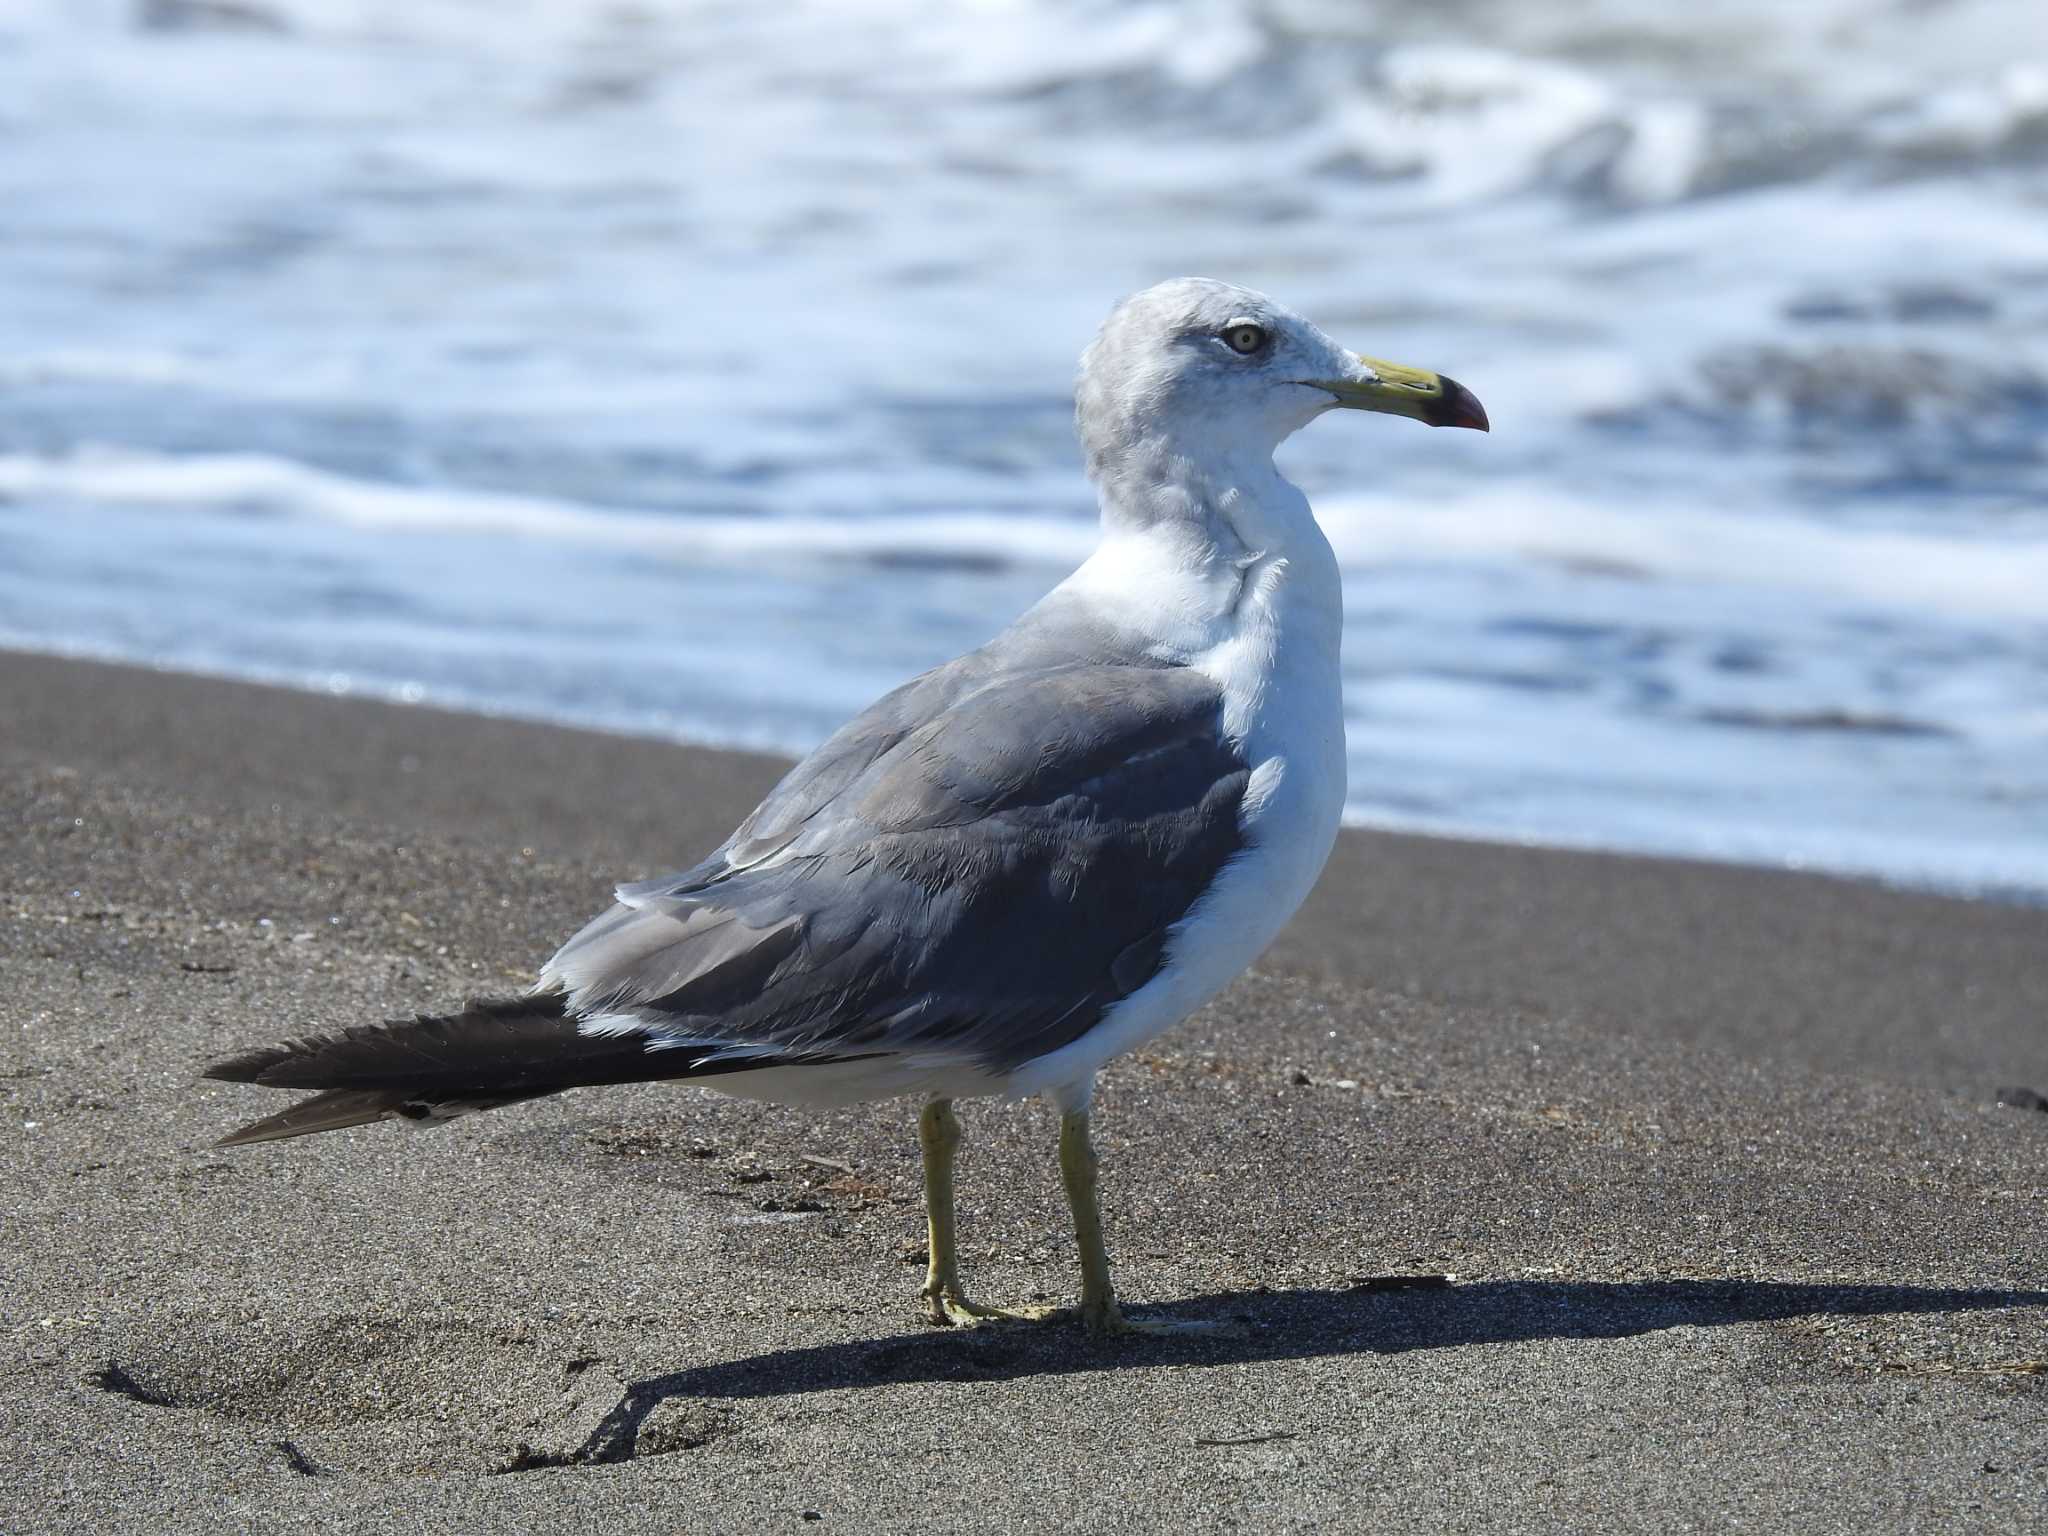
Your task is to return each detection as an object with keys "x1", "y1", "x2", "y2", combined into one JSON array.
[{"x1": 206, "y1": 993, "x2": 639, "y2": 1147}]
